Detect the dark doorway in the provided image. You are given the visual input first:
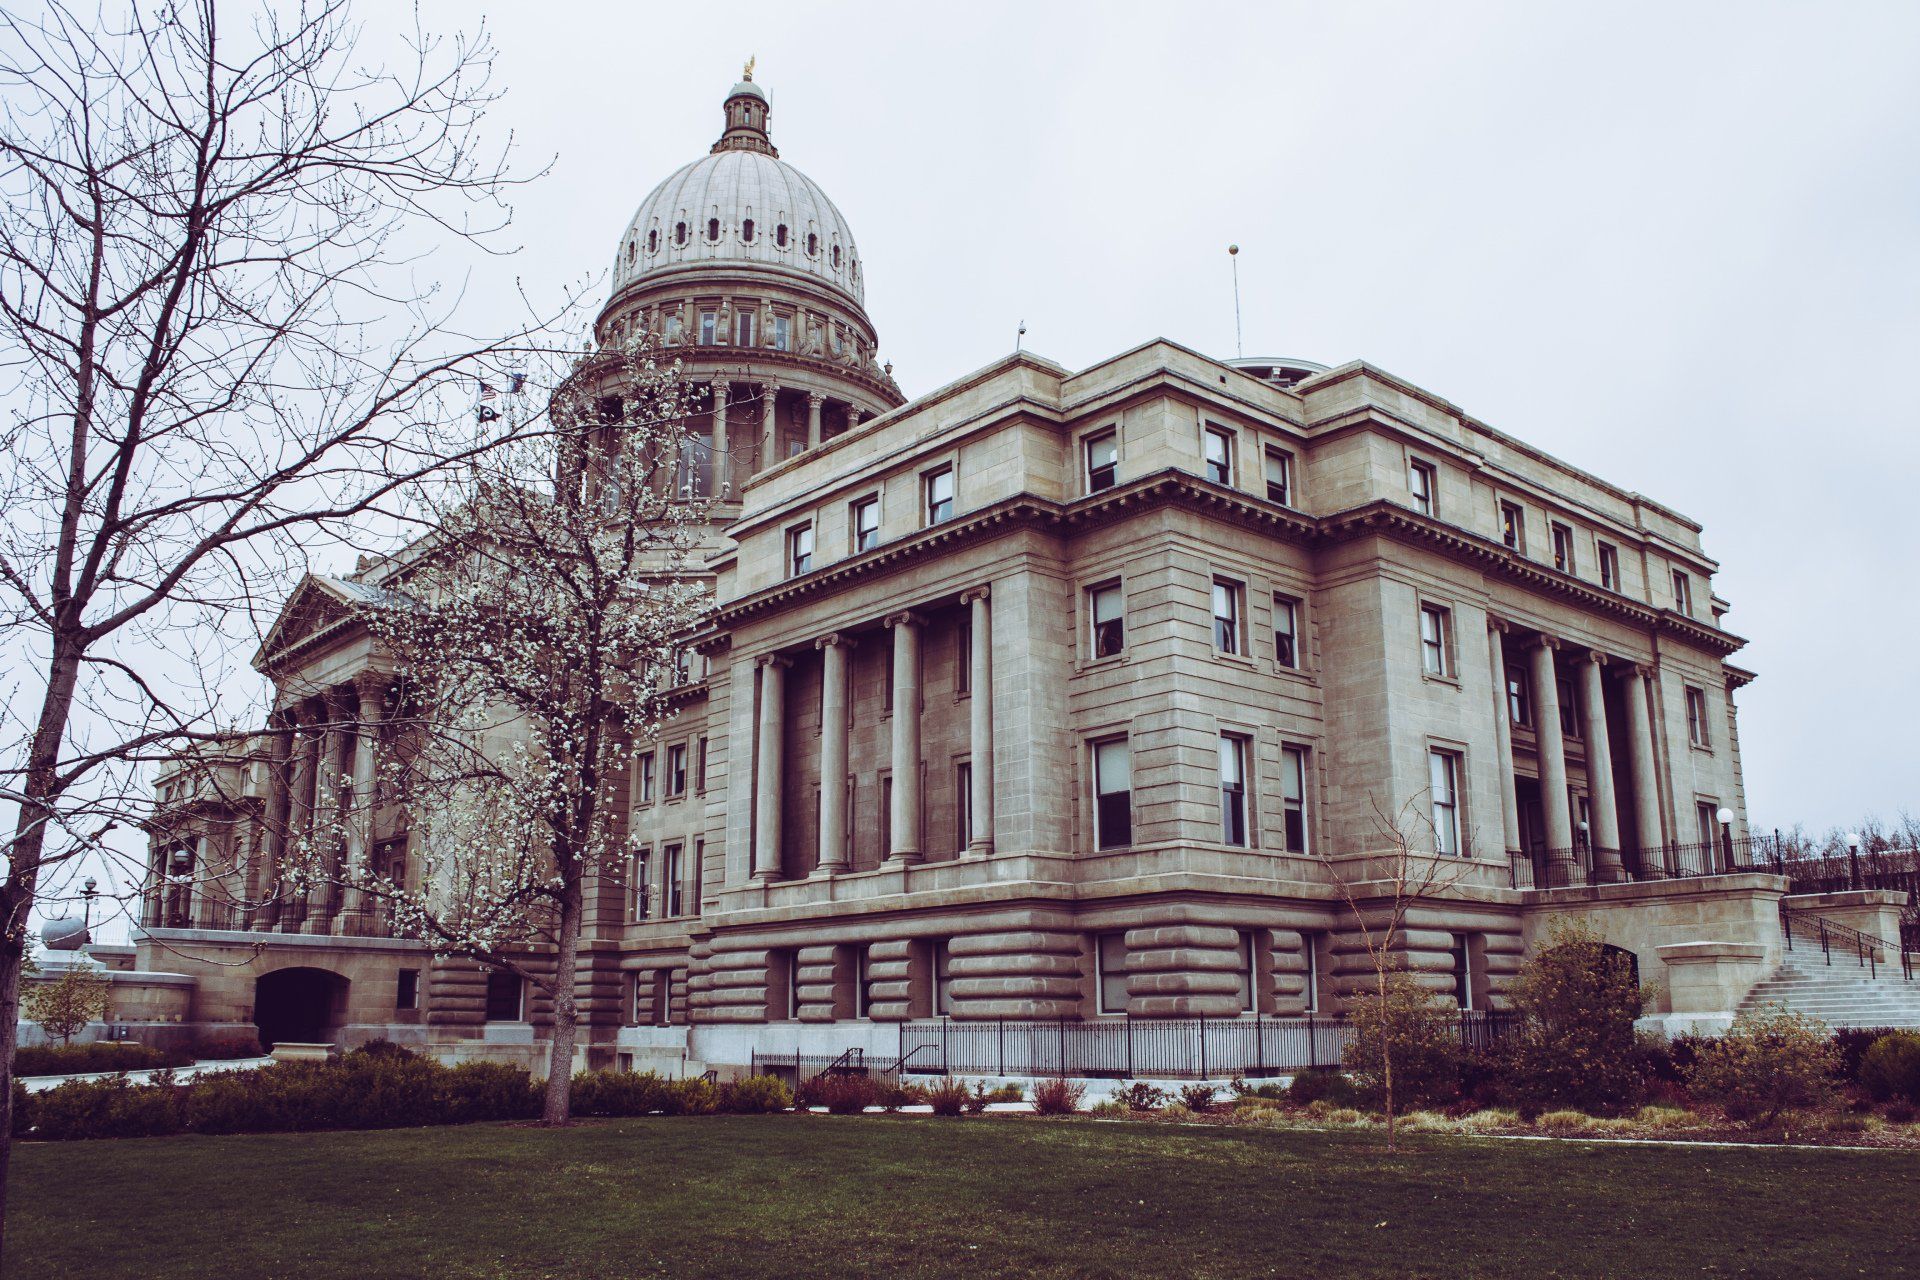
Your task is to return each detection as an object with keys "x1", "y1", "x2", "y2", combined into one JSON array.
[{"x1": 254, "y1": 967, "x2": 349, "y2": 1048}]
